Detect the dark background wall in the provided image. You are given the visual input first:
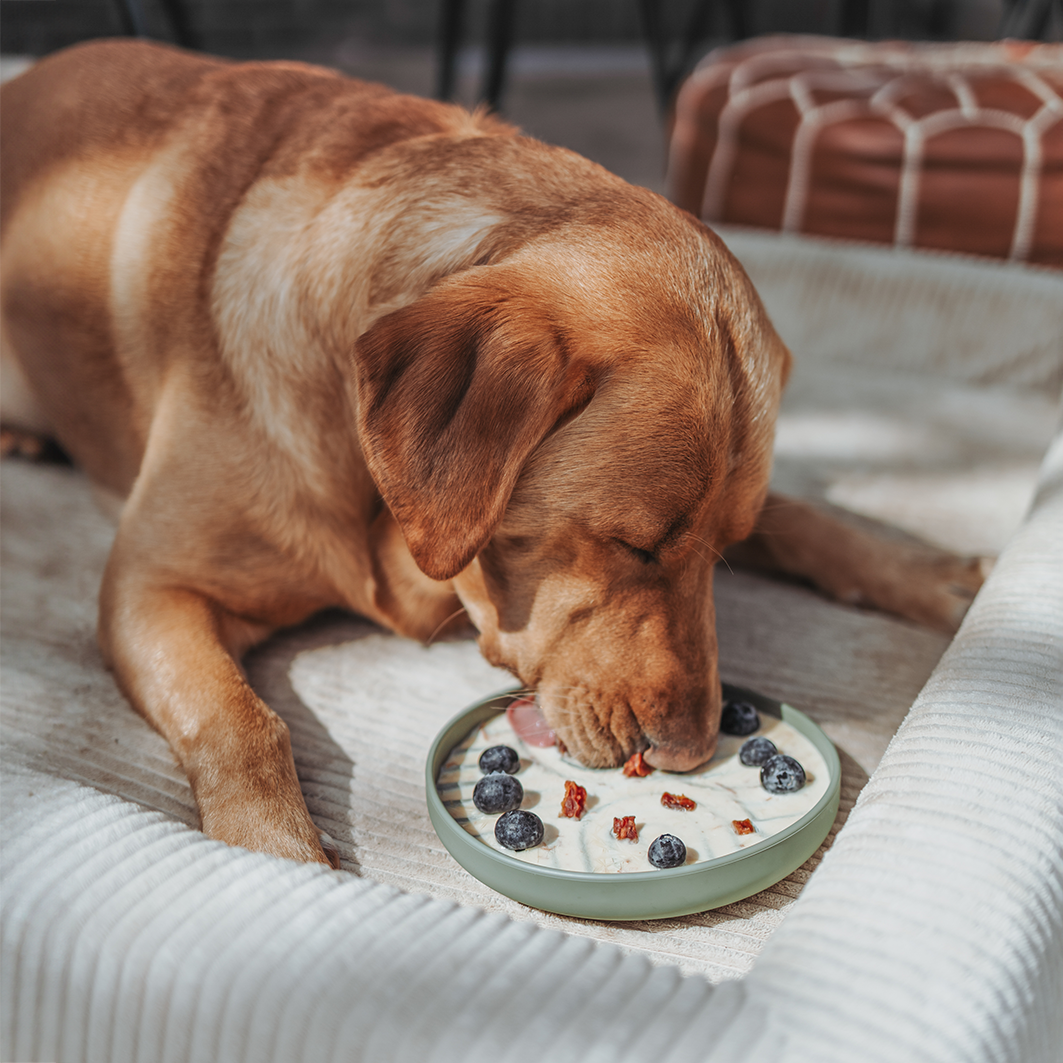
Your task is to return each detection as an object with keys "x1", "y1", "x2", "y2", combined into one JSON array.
[{"x1": 1, "y1": 0, "x2": 1009, "y2": 61}]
